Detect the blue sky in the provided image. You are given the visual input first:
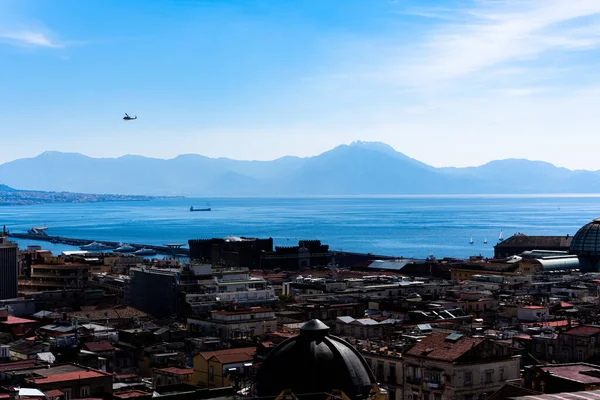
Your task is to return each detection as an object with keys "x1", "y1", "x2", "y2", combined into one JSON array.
[{"x1": 1, "y1": 0, "x2": 600, "y2": 169}]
